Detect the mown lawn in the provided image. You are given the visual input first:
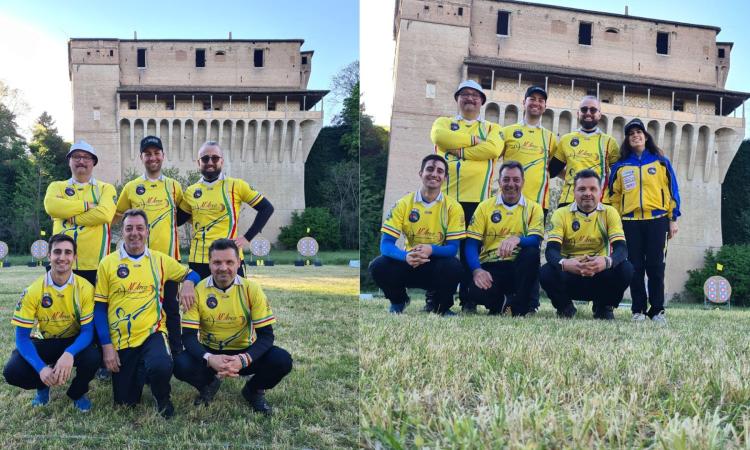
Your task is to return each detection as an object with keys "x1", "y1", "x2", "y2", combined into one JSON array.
[
  {"x1": 0, "y1": 265, "x2": 358, "y2": 449},
  {"x1": 360, "y1": 296, "x2": 750, "y2": 449}
]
